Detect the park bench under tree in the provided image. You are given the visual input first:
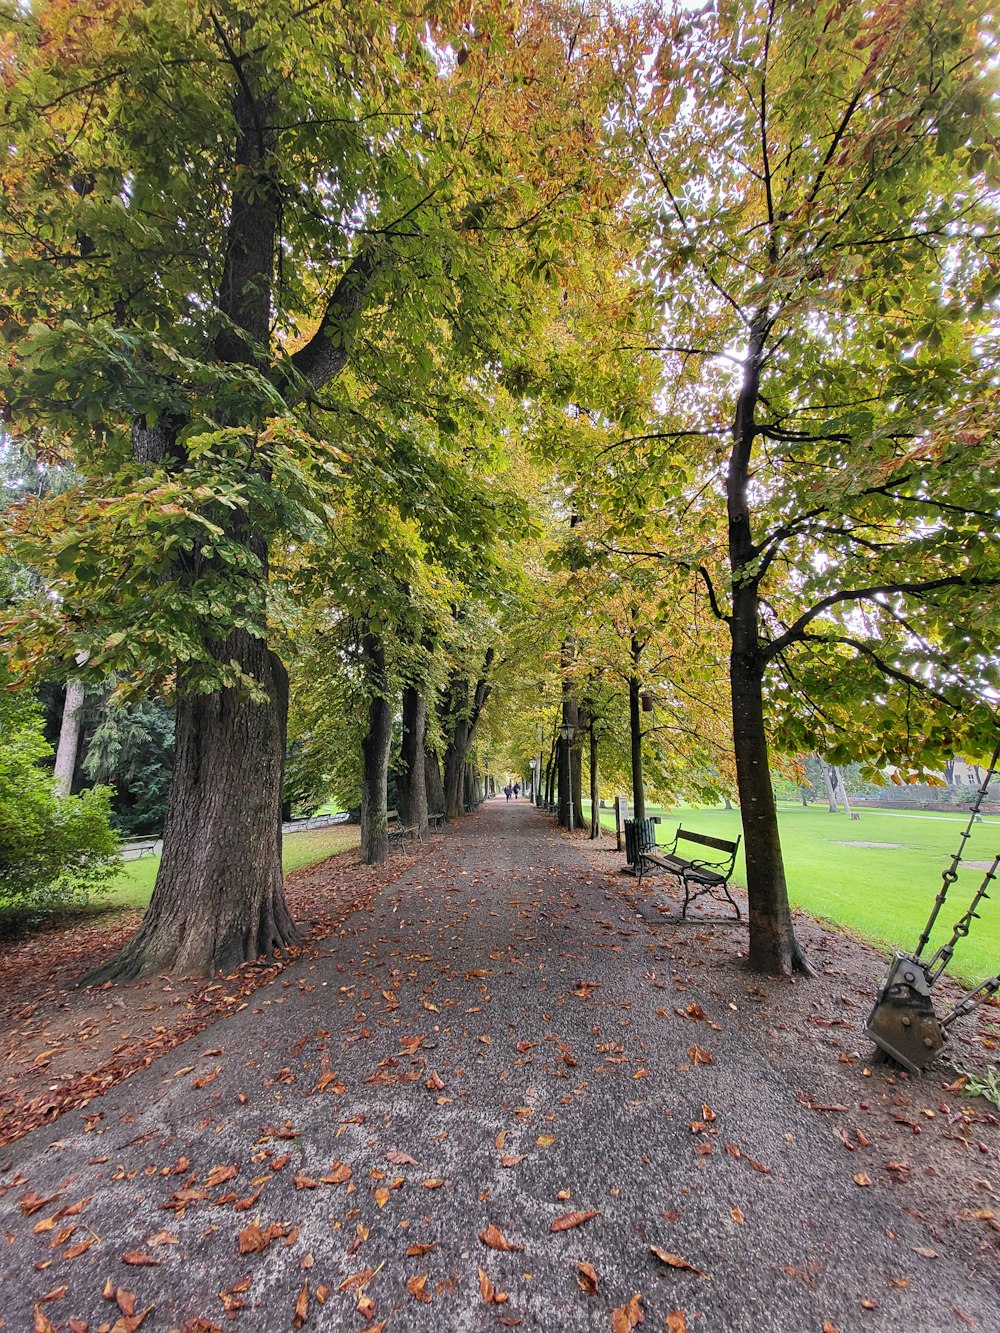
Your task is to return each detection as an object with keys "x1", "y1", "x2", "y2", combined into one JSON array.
[
  {"x1": 637, "y1": 825, "x2": 742, "y2": 920},
  {"x1": 386, "y1": 809, "x2": 420, "y2": 851}
]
